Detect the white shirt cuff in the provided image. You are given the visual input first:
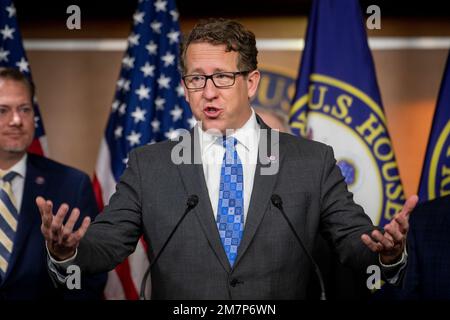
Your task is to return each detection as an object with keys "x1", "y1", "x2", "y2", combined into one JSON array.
[
  {"x1": 379, "y1": 248, "x2": 408, "y2": 284},
  {"x1": 45, "y1": 242, "x2": 78, "y2": 283}
]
